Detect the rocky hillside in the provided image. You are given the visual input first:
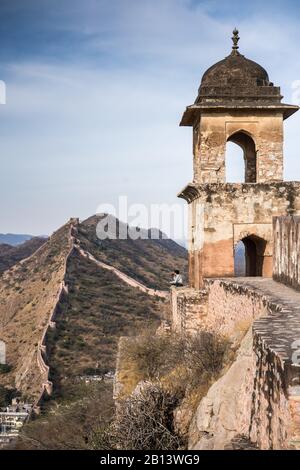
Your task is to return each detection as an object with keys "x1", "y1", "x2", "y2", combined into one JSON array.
[
  {"x1": 0, "y1": 215, "x2": 187, "y2": 448},
  {"x1": 78, "y1": 215, "x2": 188, "y2": 290},
  {"x1": 0, "y1": 222, "x2": 74, "y2": 400},
  {"x1": 48, "y1": 215, "x2": 187, "y2": 389},
  {"x1": 0, "y1": 237, "x2": 47, "y2": 274}
]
